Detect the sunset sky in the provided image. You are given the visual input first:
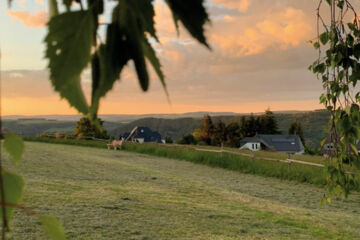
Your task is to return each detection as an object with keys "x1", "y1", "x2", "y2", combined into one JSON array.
[{"x1": 1, "y1": 0, "x2": 324, "y2": 116}]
